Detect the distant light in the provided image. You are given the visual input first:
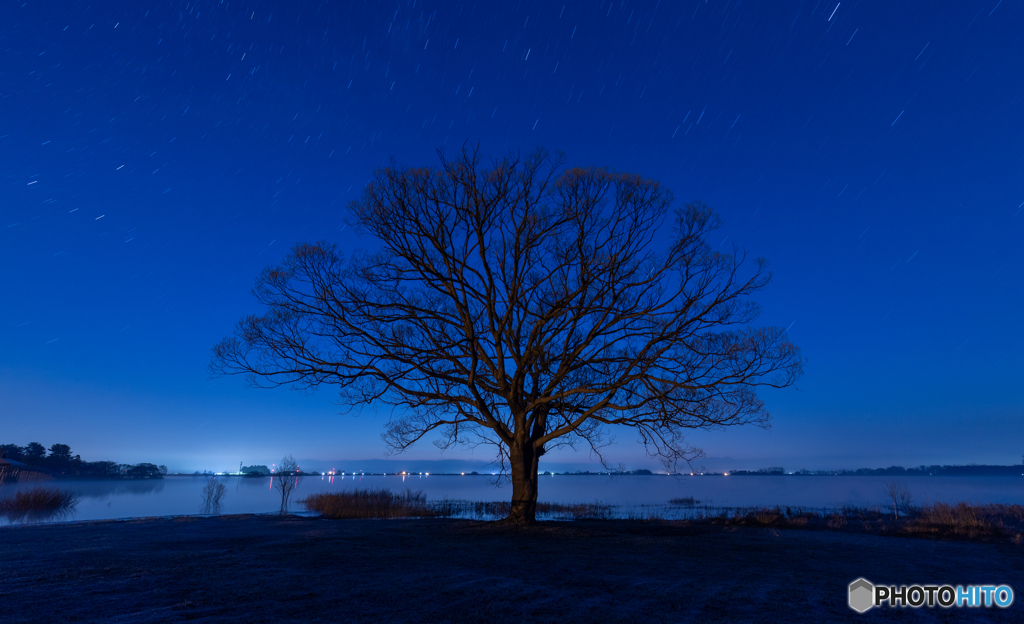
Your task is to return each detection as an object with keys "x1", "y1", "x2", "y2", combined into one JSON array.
[
  {"x1": 425, "y1": 473, "x2": 429, "y2": 476},
  {"x1": 724, "y1": 473, "x2": 729, "y2": 476},
  {"x1": 461, "y1": 472, "x2": 465, "y2": 475}
]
